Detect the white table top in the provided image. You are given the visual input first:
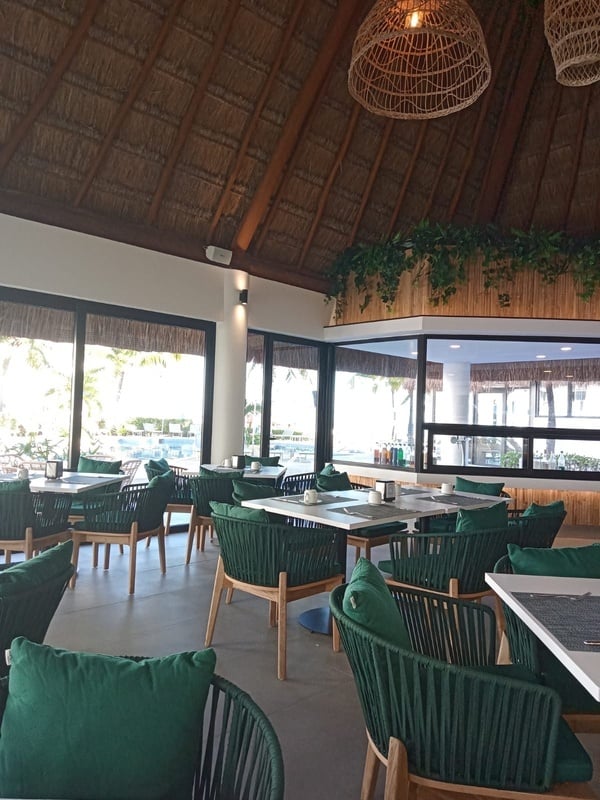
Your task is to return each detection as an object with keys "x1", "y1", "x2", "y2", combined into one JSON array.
[
  {"x1": 28, "y1": 473, "x2": 123, "y2": 494},
  {"x1": 243, "y1": 487, "x2": 506, "y2": 531},
  {"x1": 485, "y1": 572, "x2": 600, "y2": 701},
  {"x1": 201, "y1": 464, "x2": 286, "y2": 481}
]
